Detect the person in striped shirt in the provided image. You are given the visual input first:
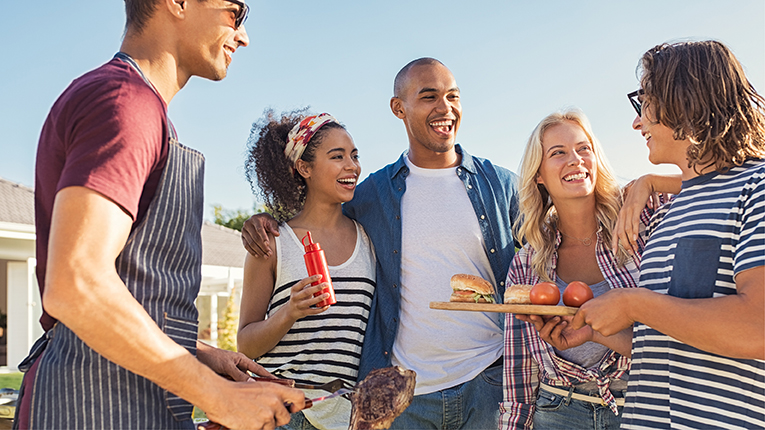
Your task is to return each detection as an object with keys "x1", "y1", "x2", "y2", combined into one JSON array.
[
  {"x1": 500, "y1": 109, "x2": 671, "y2": 429},
  {"x1": 573, "y1": 40, "x2": 765, "y2": 429},
  {"x1": 237, "y1": 110, "x2": 376, "y2": 430}
]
